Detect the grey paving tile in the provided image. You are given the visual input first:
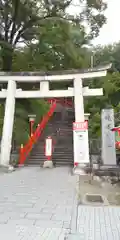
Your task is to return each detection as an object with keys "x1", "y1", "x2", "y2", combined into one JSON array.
[
  {"x1": 0, "y1": 213, "x2": 10, "y2": 224},
  {"x1": 35, "y1": 219, "x2": 64, "y2": 228},
  {"x1": 26, "y1": 212, "x2": 53, "y2": 220},
  {"x1": 0, "y1": 167, "x2": 77, "y2": 239},
  {"x1": 51, "y1": 213, "x2": 71, "y2": 222},
  {"x1": 77, "y1": 206, "x2": 120, "y2": 240},
  {"x1": 9, "y1": 218, "x2": 36, "y2": 226}
]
